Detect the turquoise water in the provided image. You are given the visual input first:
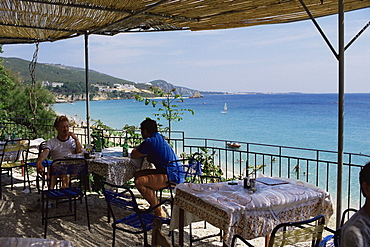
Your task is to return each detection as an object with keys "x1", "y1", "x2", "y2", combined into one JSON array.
[{"x1": 53, "y1": 93, "x2": 370, "y2": 155}]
